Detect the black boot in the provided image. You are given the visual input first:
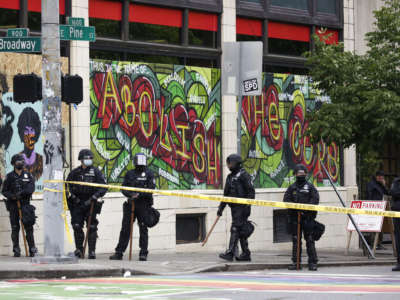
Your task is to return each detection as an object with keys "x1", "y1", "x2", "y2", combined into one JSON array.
[
  {"x1": 219, "y1": 228, "x2": 239, "y2": 262},
  {"x1": 289, "y1": 235, "x2": 302, "y2": 270},
  {"x1": 73, "y1": 226, "x2": 84, "y2": 258},
  {"x1": 306, "y1": 237, "x2": 318, "y2": 271},
  {"x1": 88, "y1": 230, "x2": 97, "y2": 259},
  {"x1": 139, "y1": 250, "x2": 148, "y2": 261},
  {"x1": 236, "y1": 238, "x2": 251, "y2": 261},
  {"x1": 25, "y1": 227, "x2": 38, "y2": 257},
  {"x1": 109, "y1": 252, "x2": 123, "y2": 260},
  {"x1": 11, "y1": 229, "x2": 21, "y2": 257},
  {"x1": 393, "y1": 258, "x2": 400, "y2": 271}
]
